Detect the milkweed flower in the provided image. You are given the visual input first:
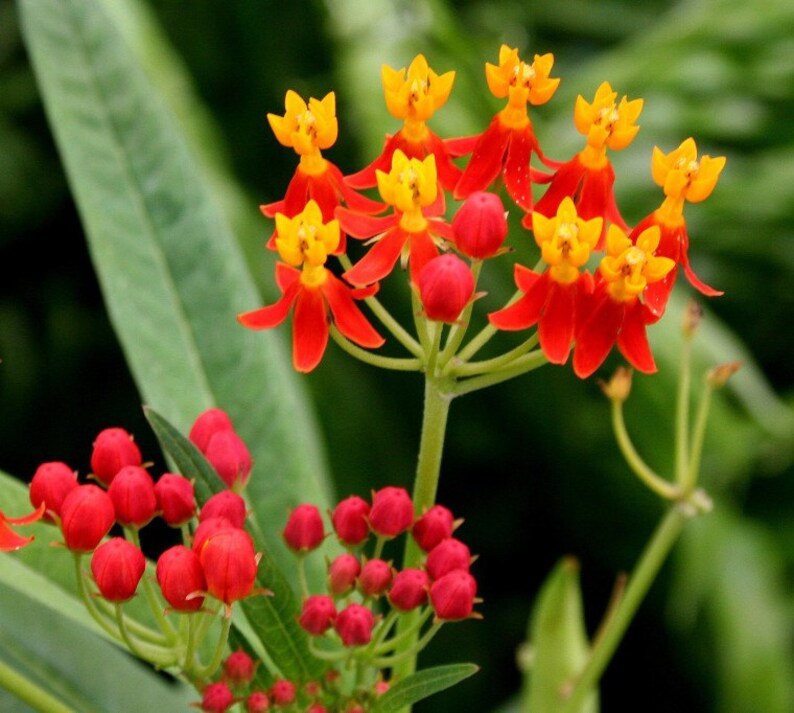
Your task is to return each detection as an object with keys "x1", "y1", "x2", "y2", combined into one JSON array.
[
  {"x1": 340, "y1": 151, "x2": 453, "y2": 286},
  {"x1": 530, "y1": 81, "x2": 643, "y2": 243},
  {"x1": 345, "y1": 54, "x2": 462, "y2": 192},
  {"x1": 635, "y1": 137, "x2": 726, "y2": 316},
  {"x1": 238, "y1": 200, "x2": 384, "y2": 372},
  {"x1": 0, "y1": 503, "x2": 45, "y2": 551},
  {"x1": 573, "y1": 224, "x2": 675, "y2": 378},
  {"x1": 454, "y1": 46, "x2": 560, "y2": 211},
  {"x1": 489, "y1": 197, "x2": 602, "y2": 364}
]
